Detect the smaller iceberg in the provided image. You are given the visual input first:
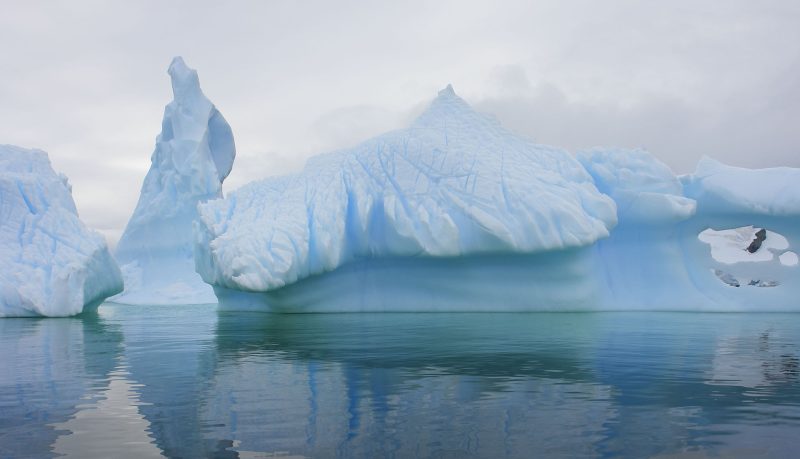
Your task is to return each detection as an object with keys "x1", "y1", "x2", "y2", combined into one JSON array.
[
  {"x1": 0, "y1": 145, "x2": 123, "y2": 317},
  {"x1": 112, "y1": 57, "x2": 236, "y2": 305}
]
